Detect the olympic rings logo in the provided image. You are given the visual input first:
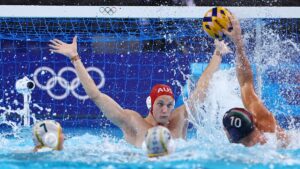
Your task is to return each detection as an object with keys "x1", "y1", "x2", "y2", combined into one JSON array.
[
  {"x1": 33, "y1": 66, "x2": 105, "y2": 100},
  {"x1": 99, "y1": 6, "x2": 117, "y2": 15}
]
